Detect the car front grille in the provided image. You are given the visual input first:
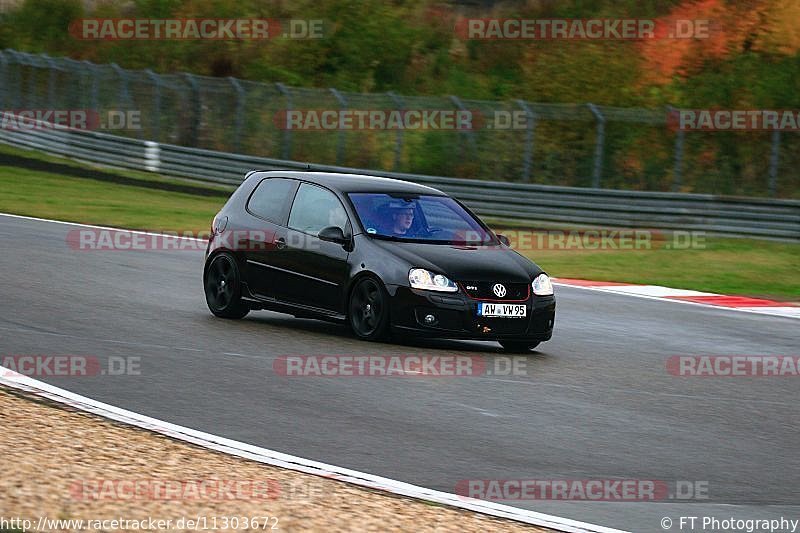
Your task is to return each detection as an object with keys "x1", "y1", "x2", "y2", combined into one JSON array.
[{"x1": 460, "y1": 281, "x2": 530, "y2": 301}]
